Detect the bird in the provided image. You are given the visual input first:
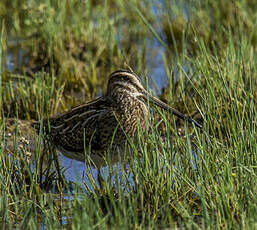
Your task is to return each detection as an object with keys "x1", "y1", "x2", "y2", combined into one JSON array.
[{"x1": 33, "y1": 70, "x2": 202, "y2": 167}]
